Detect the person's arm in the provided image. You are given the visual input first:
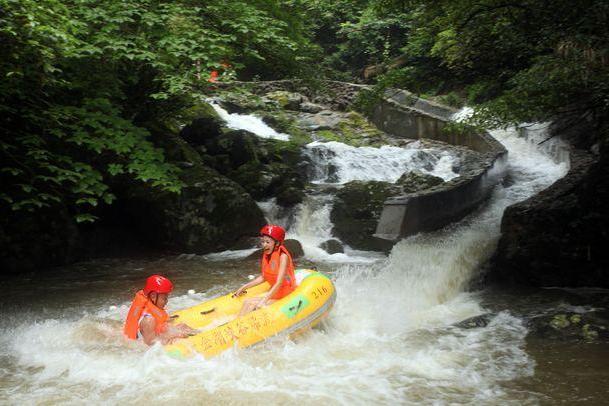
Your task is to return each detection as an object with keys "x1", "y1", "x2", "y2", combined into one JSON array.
[
  {"x1": 139, "y1": 316, "x2": 159, "y2": 346},
  {"x1": 141, "y1": 317, "x2": 191, "y2": 345},
  {"x1": 258, "y1": 253, "x2": 288, "y2": 307},
  {"x1": 233, "y1": 274, "x2": 265, "y2": 297}
]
